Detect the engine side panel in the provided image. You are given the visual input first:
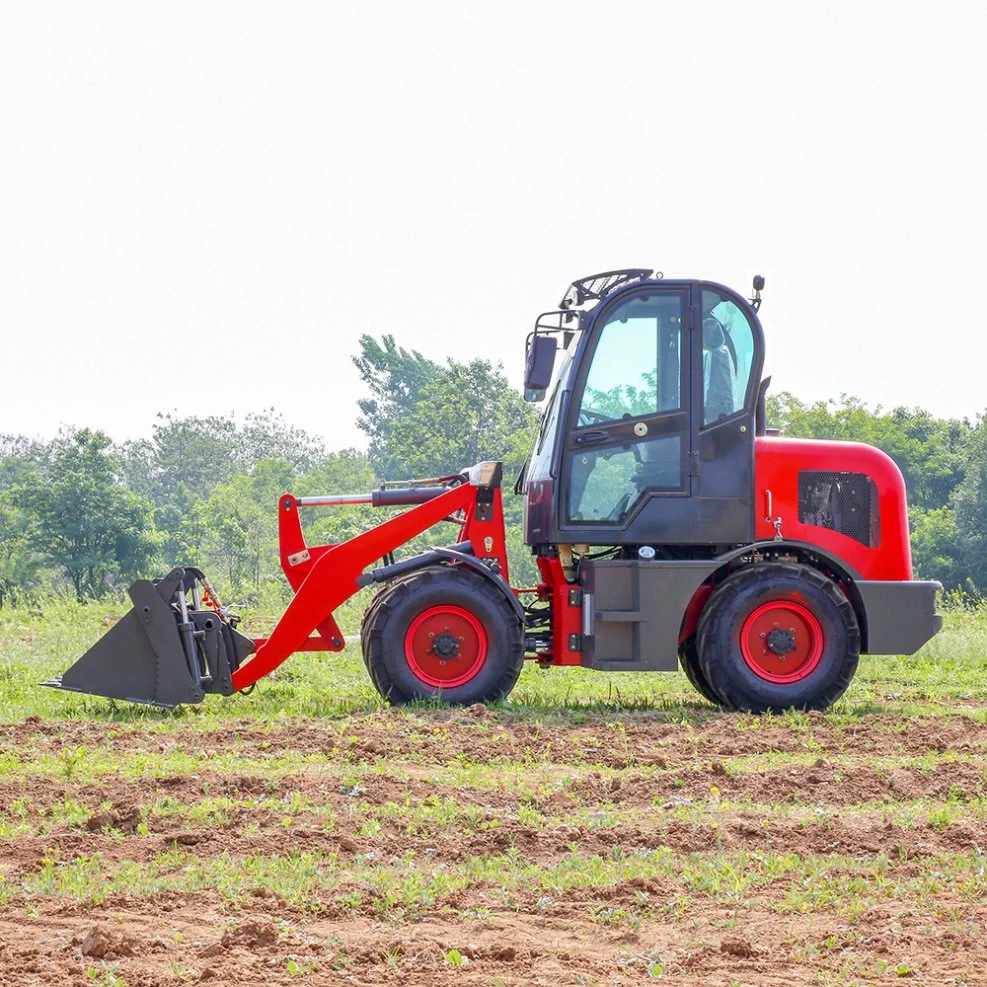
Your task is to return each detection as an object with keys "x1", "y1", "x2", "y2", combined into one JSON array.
[{"x1": 754, "y1": 437, "x2": 912, "y2": 582}]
